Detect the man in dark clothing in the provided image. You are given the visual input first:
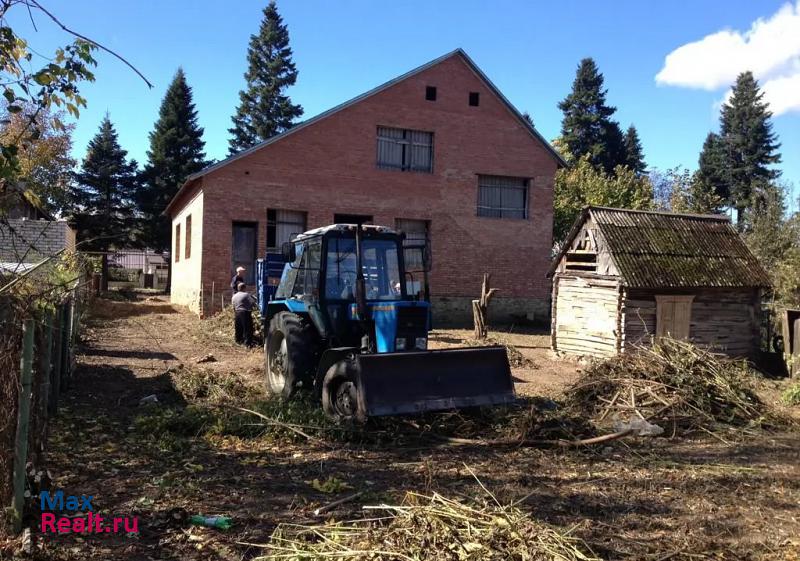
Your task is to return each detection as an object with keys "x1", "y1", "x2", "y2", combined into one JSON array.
[
  {"x1": 232, "y1": 282, "x2": 257, "y2": 346},
  {"x1": 231, "y1": 266, "x2": 246, "y2": 293}
]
